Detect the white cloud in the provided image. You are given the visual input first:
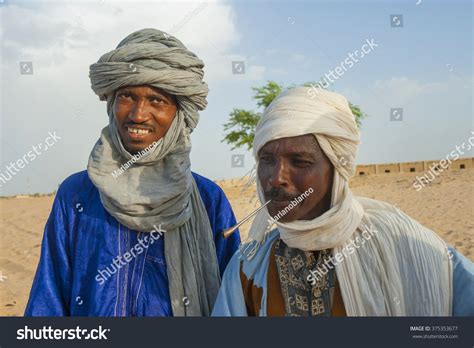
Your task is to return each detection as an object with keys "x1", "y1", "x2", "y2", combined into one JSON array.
[
  {"x1": 0, "y1": 0, "x2": 266, "y2": 87},
  {"x1": 289, "y1": 52, "x2": 307, "y2": 64},
  {"x1": 265, "y1": 48, "x2": 278, "y2": 56},
  {"x1": 1, "y1": 0, "x2": 240, "y2": 67}
]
